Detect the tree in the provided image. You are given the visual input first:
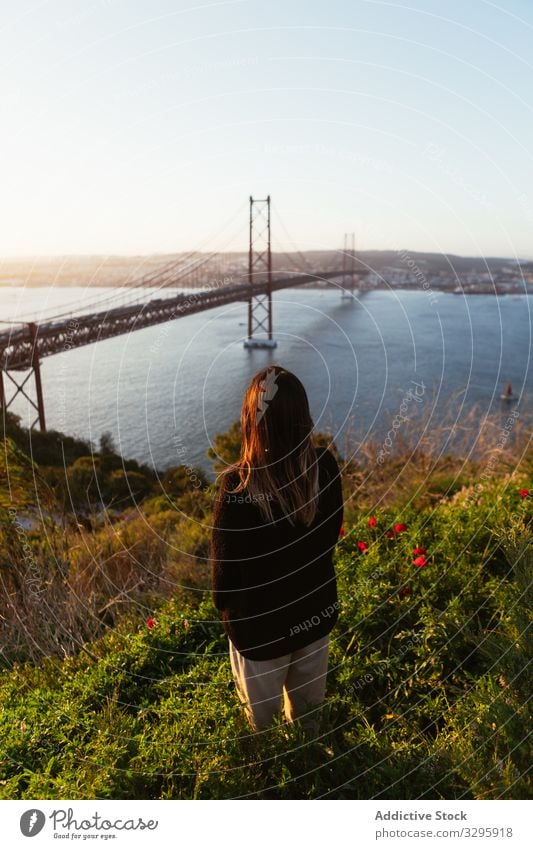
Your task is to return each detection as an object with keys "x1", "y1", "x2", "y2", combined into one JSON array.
[
  {"x1": 99, "y1": 431, "x2": 116, "y2": 455},
  {"x1": 207, "y1": 421, "x2": 241, "y2": 473},
  {"x1": 162, "y1": 465, "x2": 208, "y2": 497}
]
